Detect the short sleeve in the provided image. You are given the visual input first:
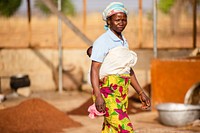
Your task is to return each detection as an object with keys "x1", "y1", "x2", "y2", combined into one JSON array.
[{"x1": 90, "y1": 36, "x2": 109, "y2": 63}]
